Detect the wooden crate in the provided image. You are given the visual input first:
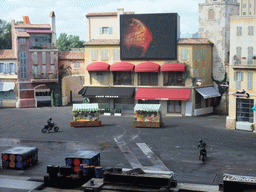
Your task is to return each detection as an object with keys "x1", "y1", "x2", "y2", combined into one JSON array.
[
  {"x1": 132, "y1": 121, "x2": 163, "y2": 128},
  {"x1": 70, "y1": 120, "x2": 101, "y2": 127}
]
